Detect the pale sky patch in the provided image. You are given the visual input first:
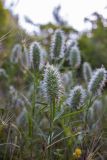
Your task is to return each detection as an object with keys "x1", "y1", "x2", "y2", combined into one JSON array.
[{"x1": 5, "y1": 0, "x2": 107, "y2": 32}]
